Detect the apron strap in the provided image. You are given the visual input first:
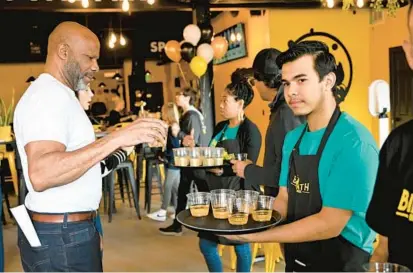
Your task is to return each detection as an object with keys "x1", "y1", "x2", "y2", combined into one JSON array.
[{"x1": 316, "y1": 107, "x2": 341, "y2": 156}]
